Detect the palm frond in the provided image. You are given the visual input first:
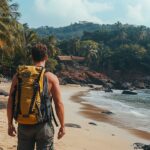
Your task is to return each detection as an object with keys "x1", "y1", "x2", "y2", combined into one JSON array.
[
  {"x1": 0, "y1": 31, "x2": 12, "y2": 47},
  {"x1": 0, "y1": 17, "x2": 11, "y2": 24},
  {"x1": 0, "y1": 21, "x2": 9, "y2": 32}
]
